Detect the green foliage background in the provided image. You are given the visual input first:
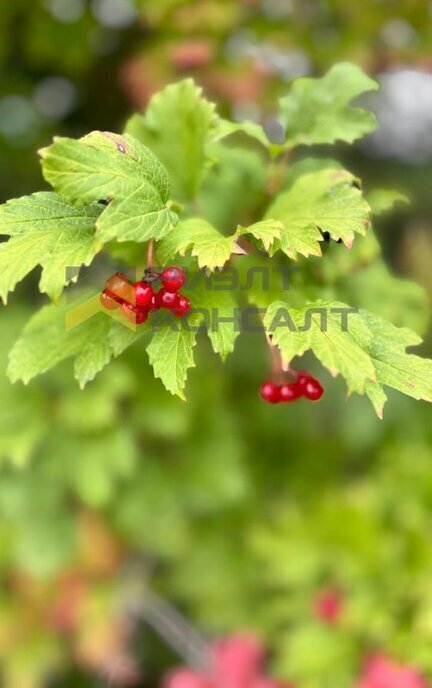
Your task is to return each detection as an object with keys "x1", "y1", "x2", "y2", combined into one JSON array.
[{"x1": 0, "y1": 1, "x2": 432, "y2": 687}]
